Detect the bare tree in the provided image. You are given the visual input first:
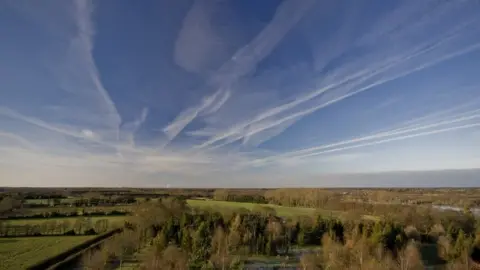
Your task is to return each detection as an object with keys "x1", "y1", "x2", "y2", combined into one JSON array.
[
  {"x1": 210, "y1": 227, "x2": 229, "y2": 269},
  {"x1": 437, "y1": 235, "x2": 453, "y2": 261},
  {"x1": 157, "y1": 245, "x2": 189, "y2": 270},
  {"x1": 398, "y1": 241, "x2": 424, "y2": 270},
  {"x1": 213, "y1": 189, "x2": 229, "y2": 201}
]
